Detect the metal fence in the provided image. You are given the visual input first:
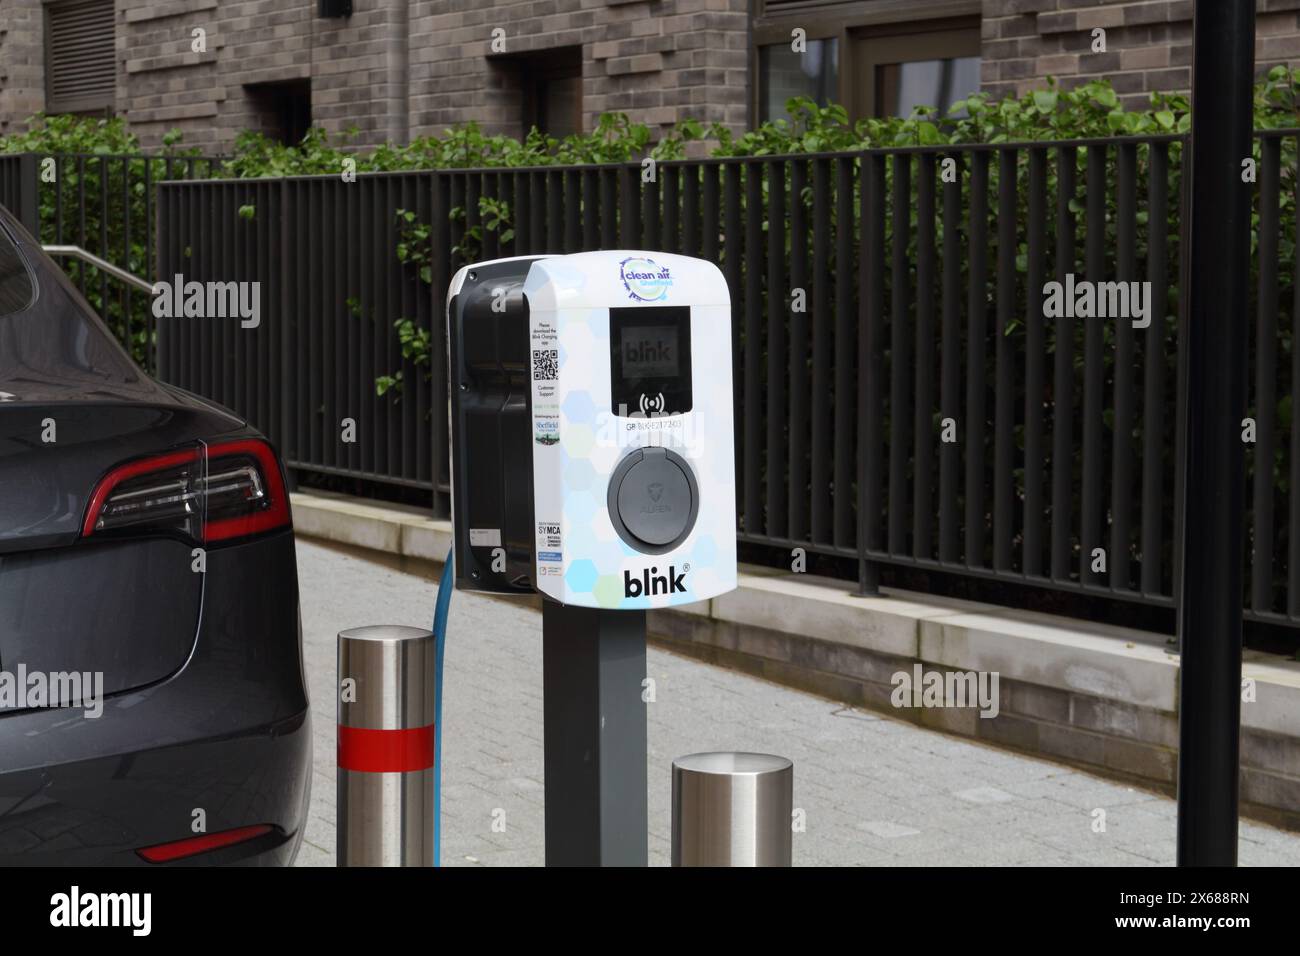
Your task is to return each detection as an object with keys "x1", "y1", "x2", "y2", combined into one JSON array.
[
  {"x1": 143, "y1": 133, "x2": 1298, "y2": 631},
  {"x1": 0, "y1": 151, "x2": 222, "y2": 371}
]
